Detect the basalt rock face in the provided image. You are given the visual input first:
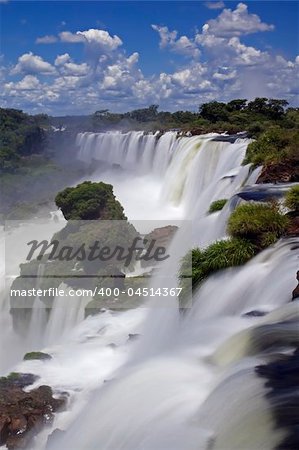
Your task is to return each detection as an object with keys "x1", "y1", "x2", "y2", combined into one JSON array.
[
  {"x1": 292, "y1": 271, "x2": 299, "y2": 300},
  {"x1": 287, "y1": 216, "x2": 299, "y2": 238},
  {"x1": 257, "y1": 160, "x2": 299, "y2": 184},
  {"x1": 0, "y1": 373, "x2": 65, "y2": 449},
  {"x1": 256, "y1": 349, "x2": 299, "y2": 450},
  {"x1": 142, "y1": 225, "x2": 178, "y2": 268},
  {"x1": 254, "y1": 272, "x2": 299, "y2": 450}
]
